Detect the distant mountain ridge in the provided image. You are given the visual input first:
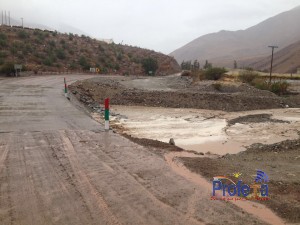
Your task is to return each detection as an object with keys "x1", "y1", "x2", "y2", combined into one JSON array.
[{"x1": 170, "y1": 6, "x2": 300, "y2": 69}]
